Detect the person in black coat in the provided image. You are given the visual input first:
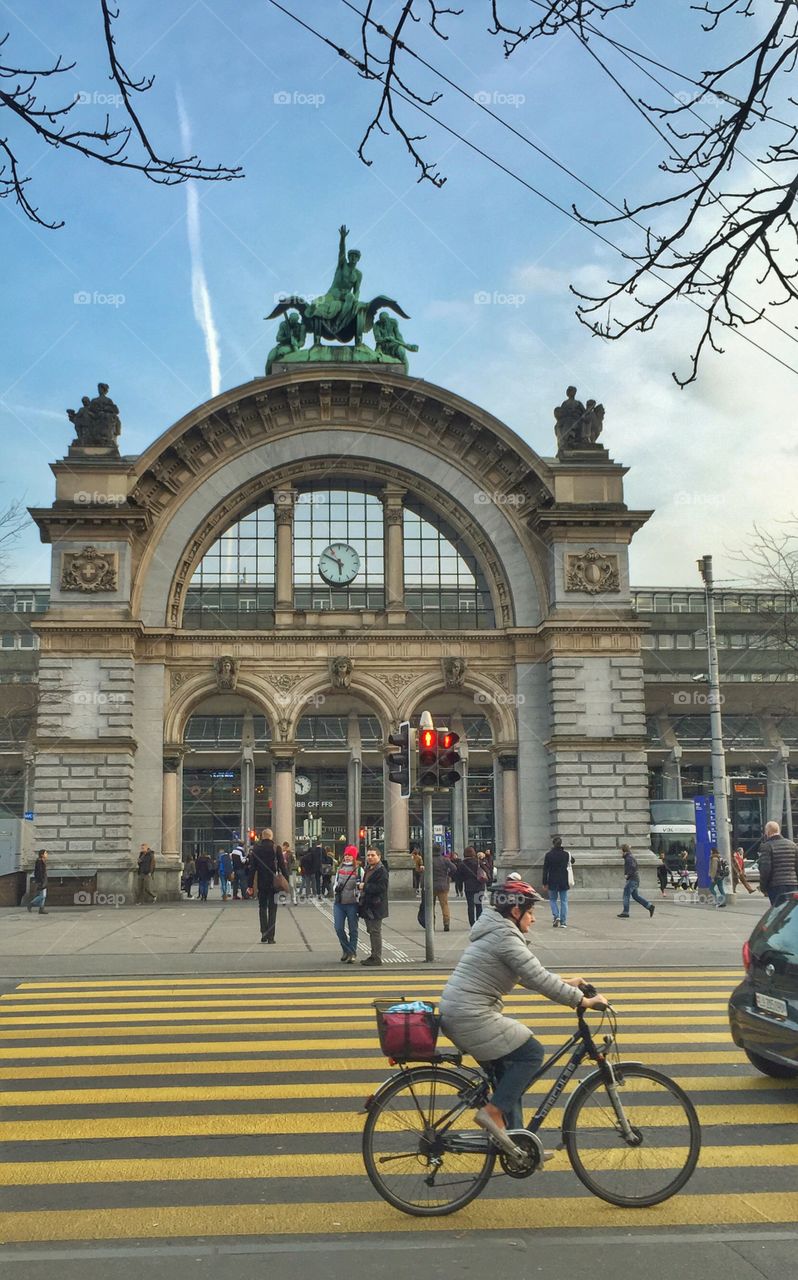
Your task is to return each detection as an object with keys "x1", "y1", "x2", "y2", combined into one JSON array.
[
  {"x1": 251, "y1": 828, "x2": 287, "y2": 943},
  {"x1": 541, "y1": 835, "x2": 573, "y2": 929},
  {"x1": 309, "y1": 843, "x2": 324, "y2": 897},
  {"x1": 459, "y1": 846, "x2": 486, "y2": 927},
  {"x1": 359, "y1": 847, "x2": 389, "y2": 965}
]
